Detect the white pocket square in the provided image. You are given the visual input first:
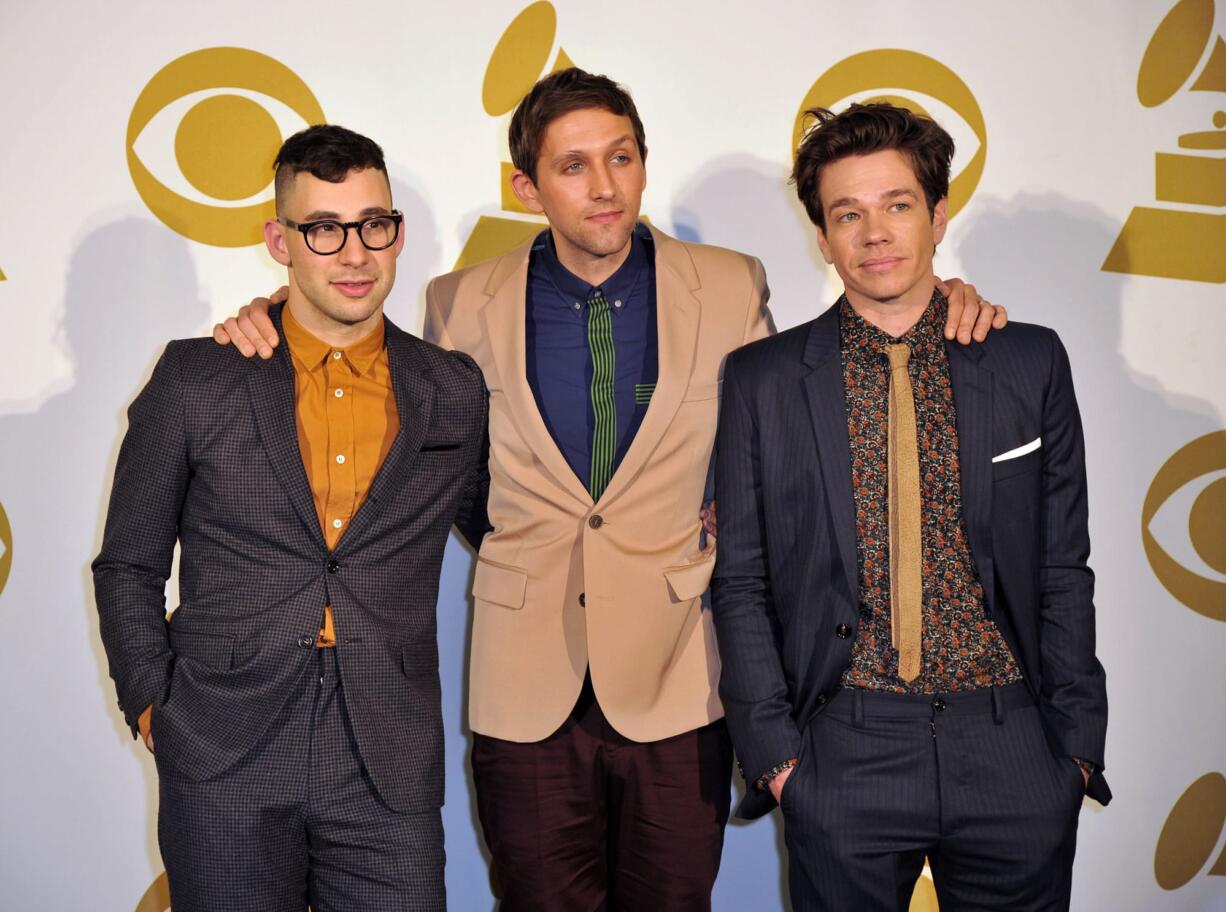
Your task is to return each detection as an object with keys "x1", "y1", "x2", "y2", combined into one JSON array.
[{"x1": 992, "y1": 437, "x2": 1041, "y2": 463}]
